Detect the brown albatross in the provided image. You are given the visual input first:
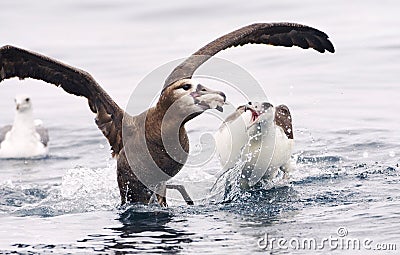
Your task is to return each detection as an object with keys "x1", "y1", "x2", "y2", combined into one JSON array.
[{"x1": 0, "y1": 22, "x2": 334, "y2": 206}]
